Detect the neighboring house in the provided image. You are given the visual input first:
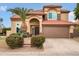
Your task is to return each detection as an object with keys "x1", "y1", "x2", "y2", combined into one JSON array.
[{"x1": 9, "y1": 5, "x2": 76, "y2": 38}]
